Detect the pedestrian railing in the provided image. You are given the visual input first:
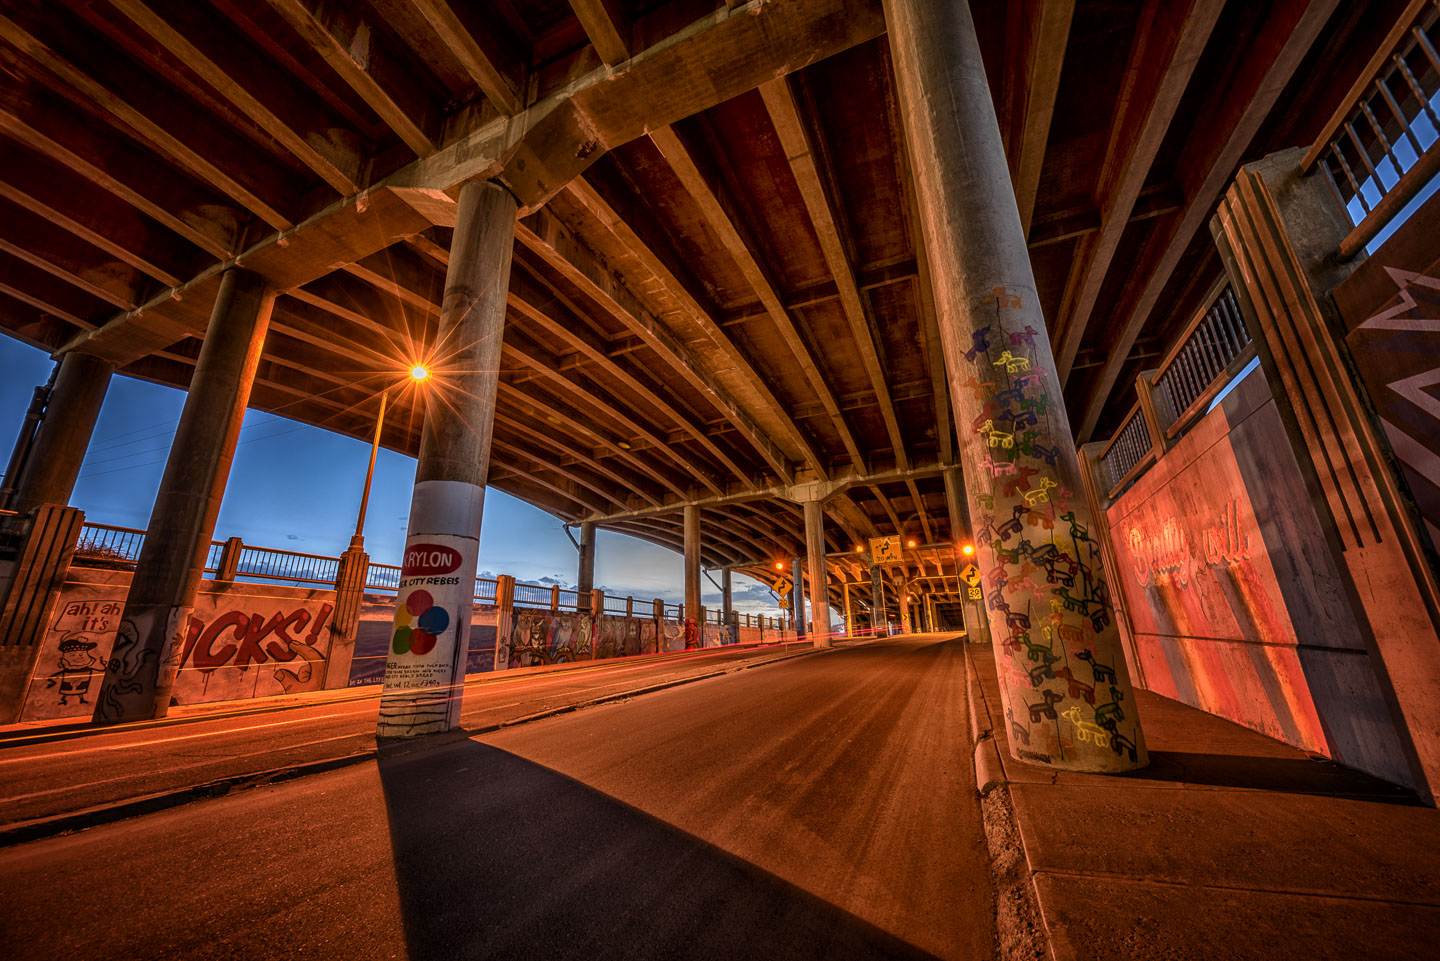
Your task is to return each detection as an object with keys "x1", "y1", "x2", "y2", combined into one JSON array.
[
  {"x1": 74, "y1": 522, "x2": 147, "y2": 564},
  {"x1": 1096, "y1": 403, "x2": 1155, "y2": 497},
  {"x1": 236, "y1": 544, "x2": 340, "y2": 586},
  {"x1": 66, "y1": 527, "x2": 790, "y2": 626},
  {"x1": 1092, "y1": 282, "x2": 1255, "y2": 500},
  {"x1": 1151, "y1": 284, "x2": 1253, "y2": 440},
  {"x1": 367, "y1": 562, "x2": 402, "y2": 591},
  {"x1": 512, "y1": 582, "x2": 553, "y2": 608},
  {"x1": 1303, "y1": 0, "x2": 1440, "y2": 257}
]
